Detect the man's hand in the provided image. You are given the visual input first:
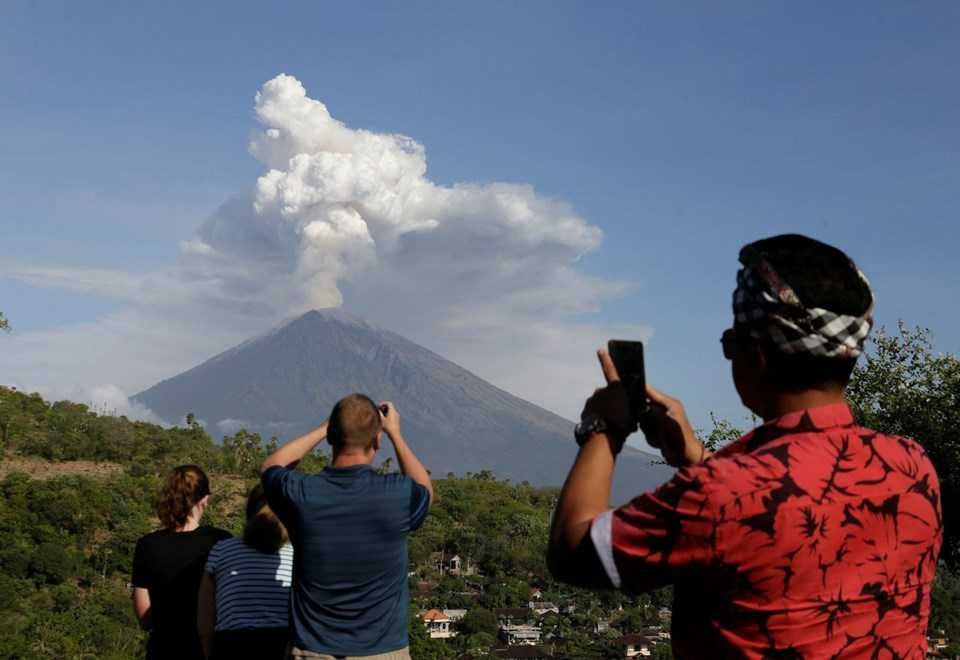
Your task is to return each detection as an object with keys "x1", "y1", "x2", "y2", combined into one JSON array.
[
  {"x1": 379, "y1": 401, "x2": 402, "y2": 439},
  {"x1": 578, "y1": 351, "x2": 637, "y2": 451},
  {"x1": 641, "y1": 385, "x2": 711, "y2": 467},
  {"x1": 379, "y1": 401, "x2": 433, "y2": 503}
]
